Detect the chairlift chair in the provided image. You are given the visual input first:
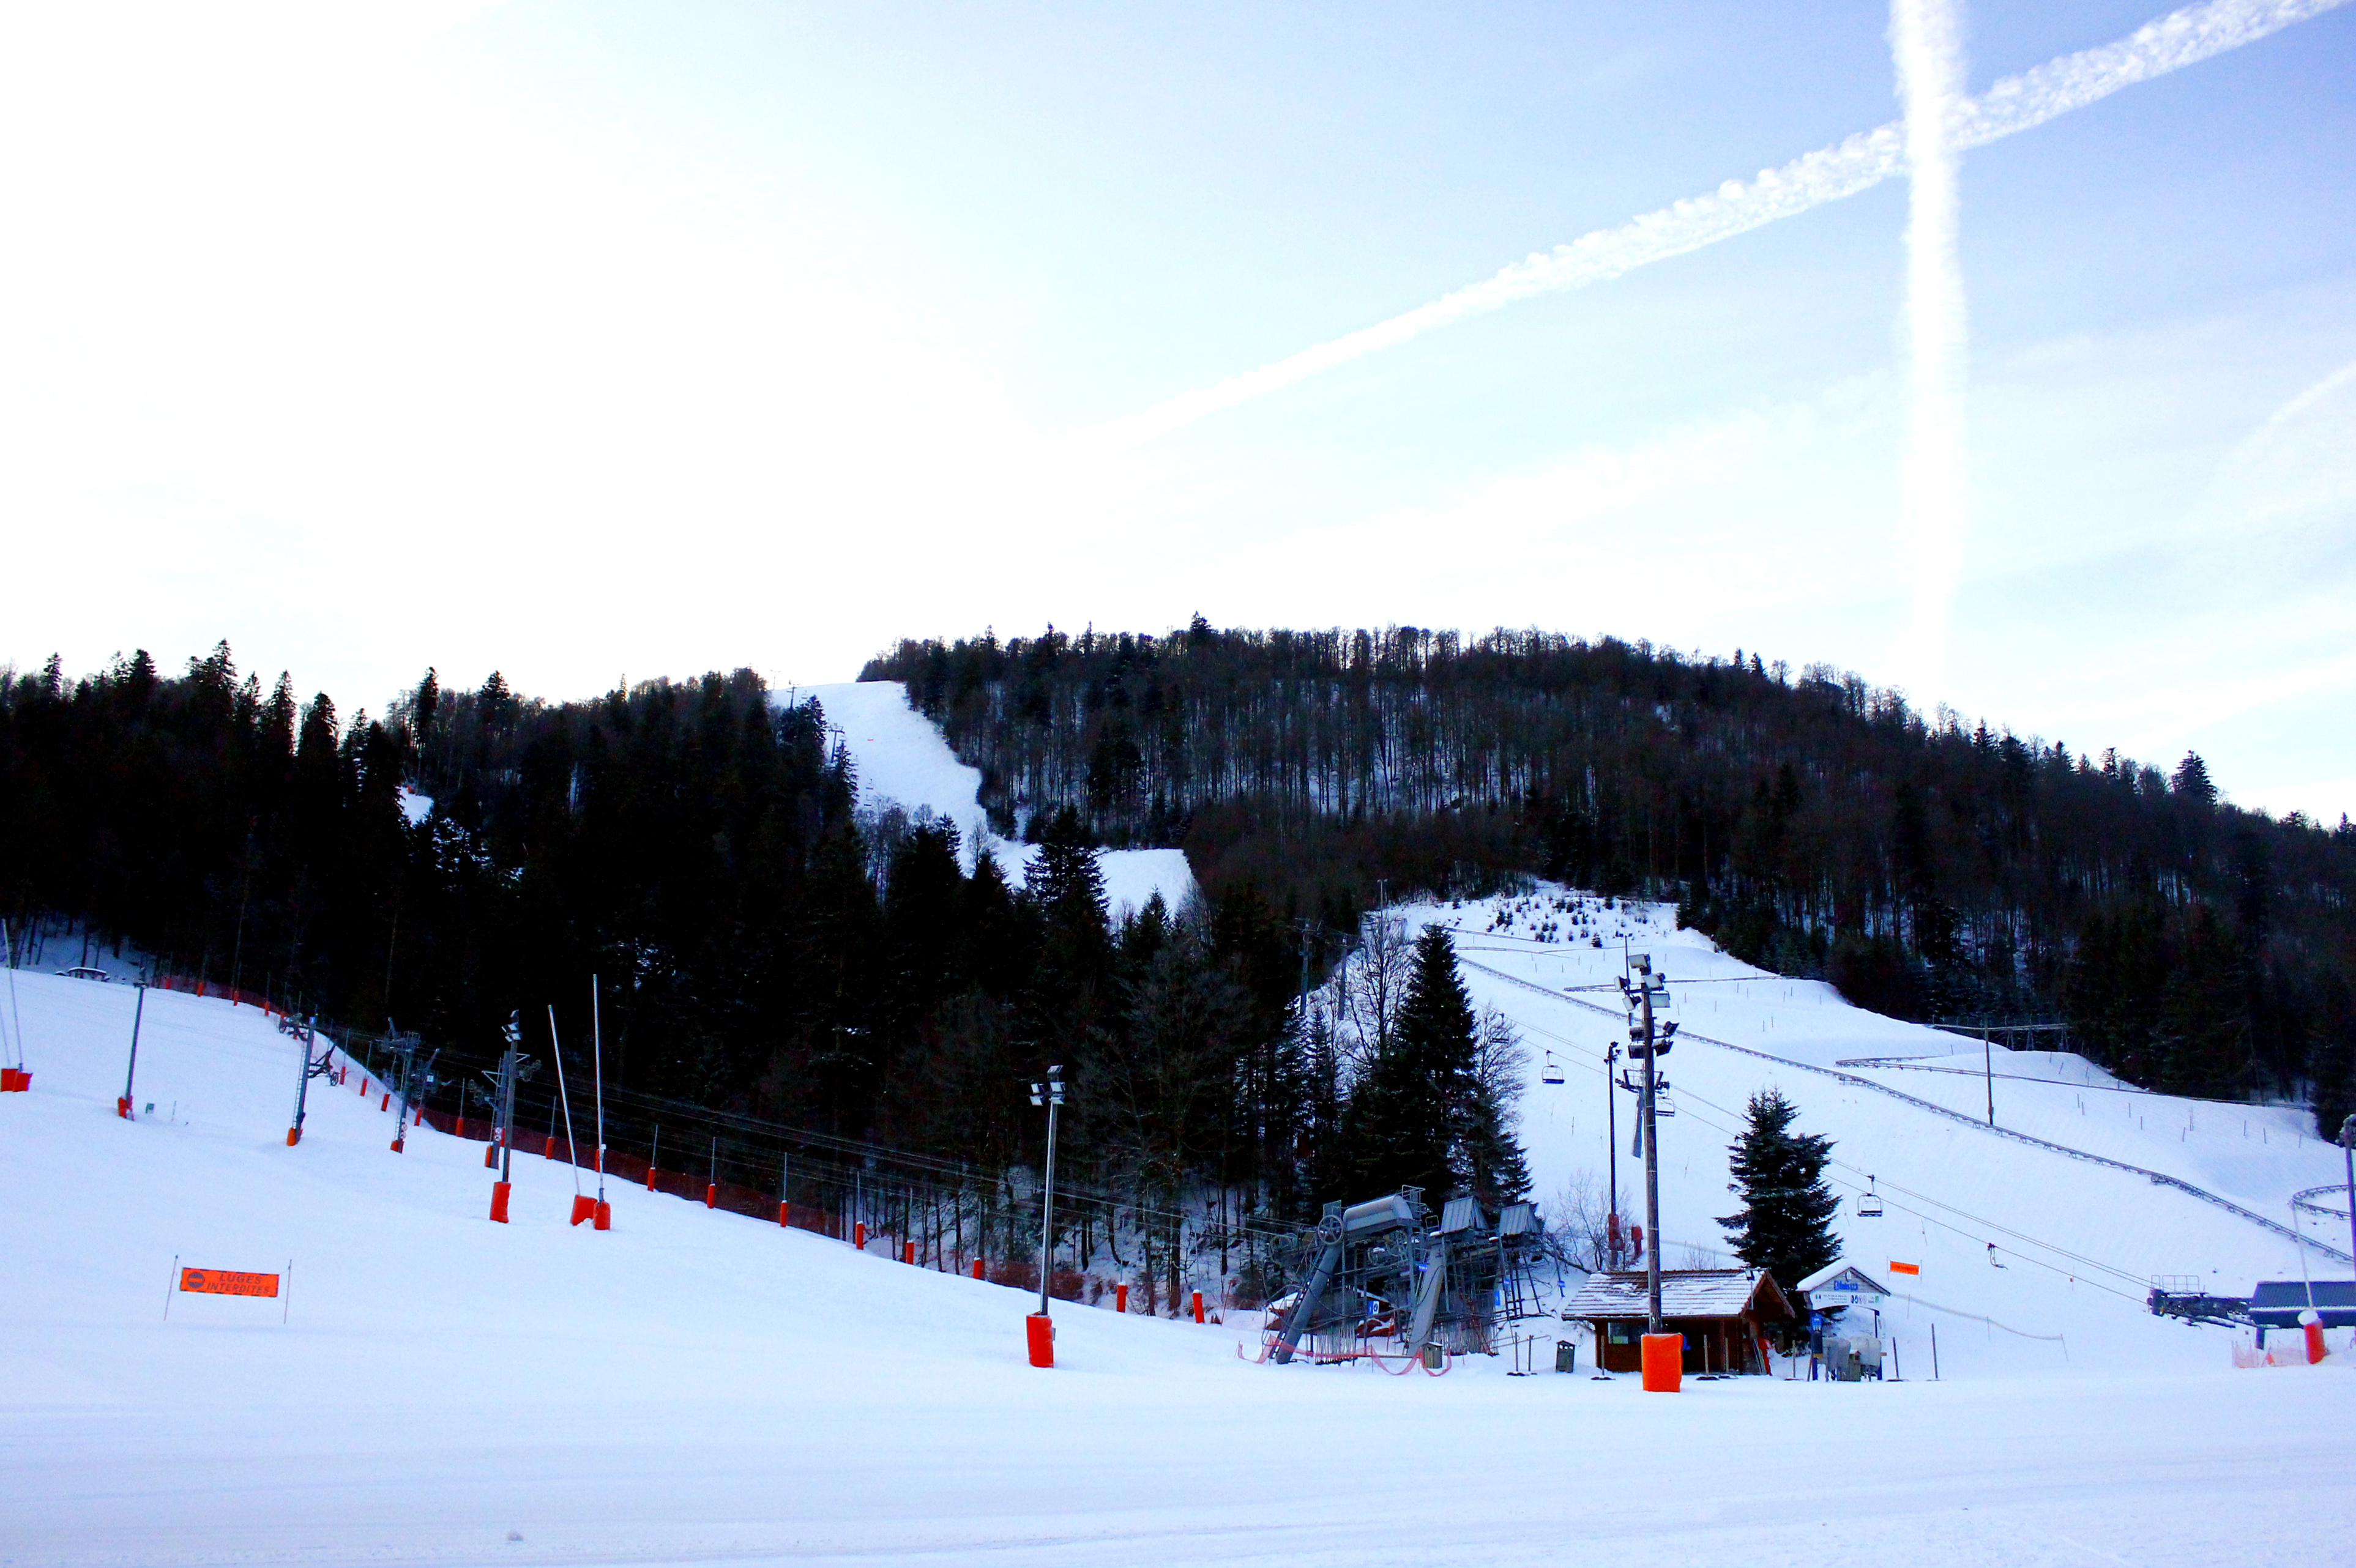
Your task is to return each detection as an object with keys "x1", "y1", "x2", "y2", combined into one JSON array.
[
  {"x1": 1858, "y1": 1176, "x2": 1884, "y2": 1218},
  {"x1": 1541, "y1": 1052, "x2": 1565, "y2": 1087}
]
